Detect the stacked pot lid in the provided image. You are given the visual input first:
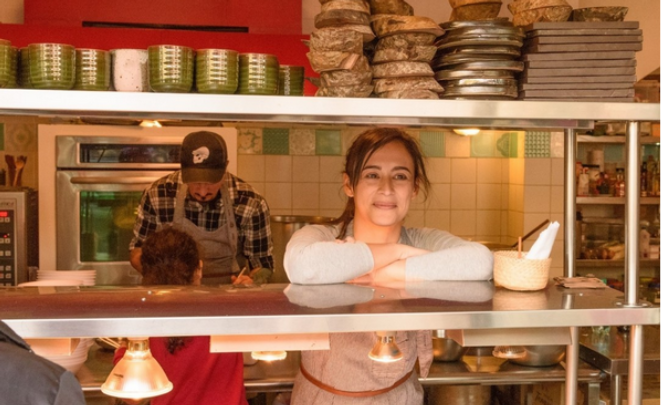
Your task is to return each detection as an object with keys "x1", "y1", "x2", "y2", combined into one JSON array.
[
  {"x1": 434, "y1": 19, "x2": 525, "y2": 99},
  {"x1": 370, "y1": 13, "x2": 445, "y2": 99}
]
